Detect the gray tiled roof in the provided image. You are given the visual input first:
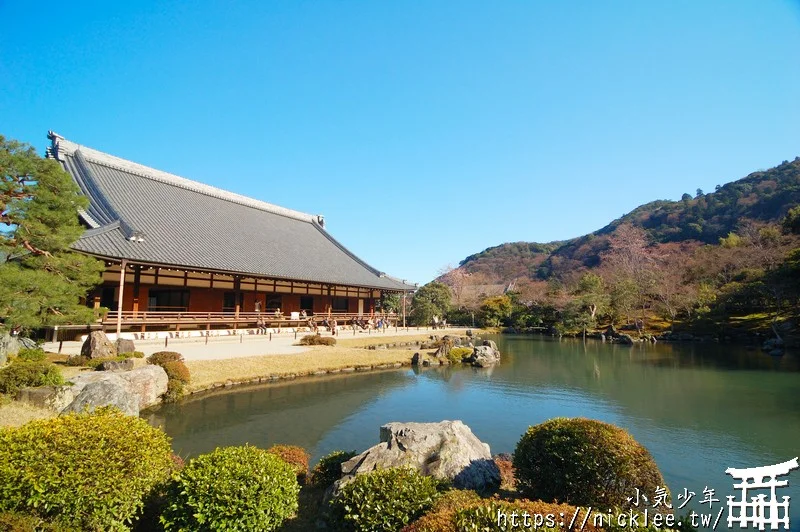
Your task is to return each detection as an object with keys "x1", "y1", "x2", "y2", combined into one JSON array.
[{"x1": 48, "y1": 133, "x2": 415, "y2": 291}]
